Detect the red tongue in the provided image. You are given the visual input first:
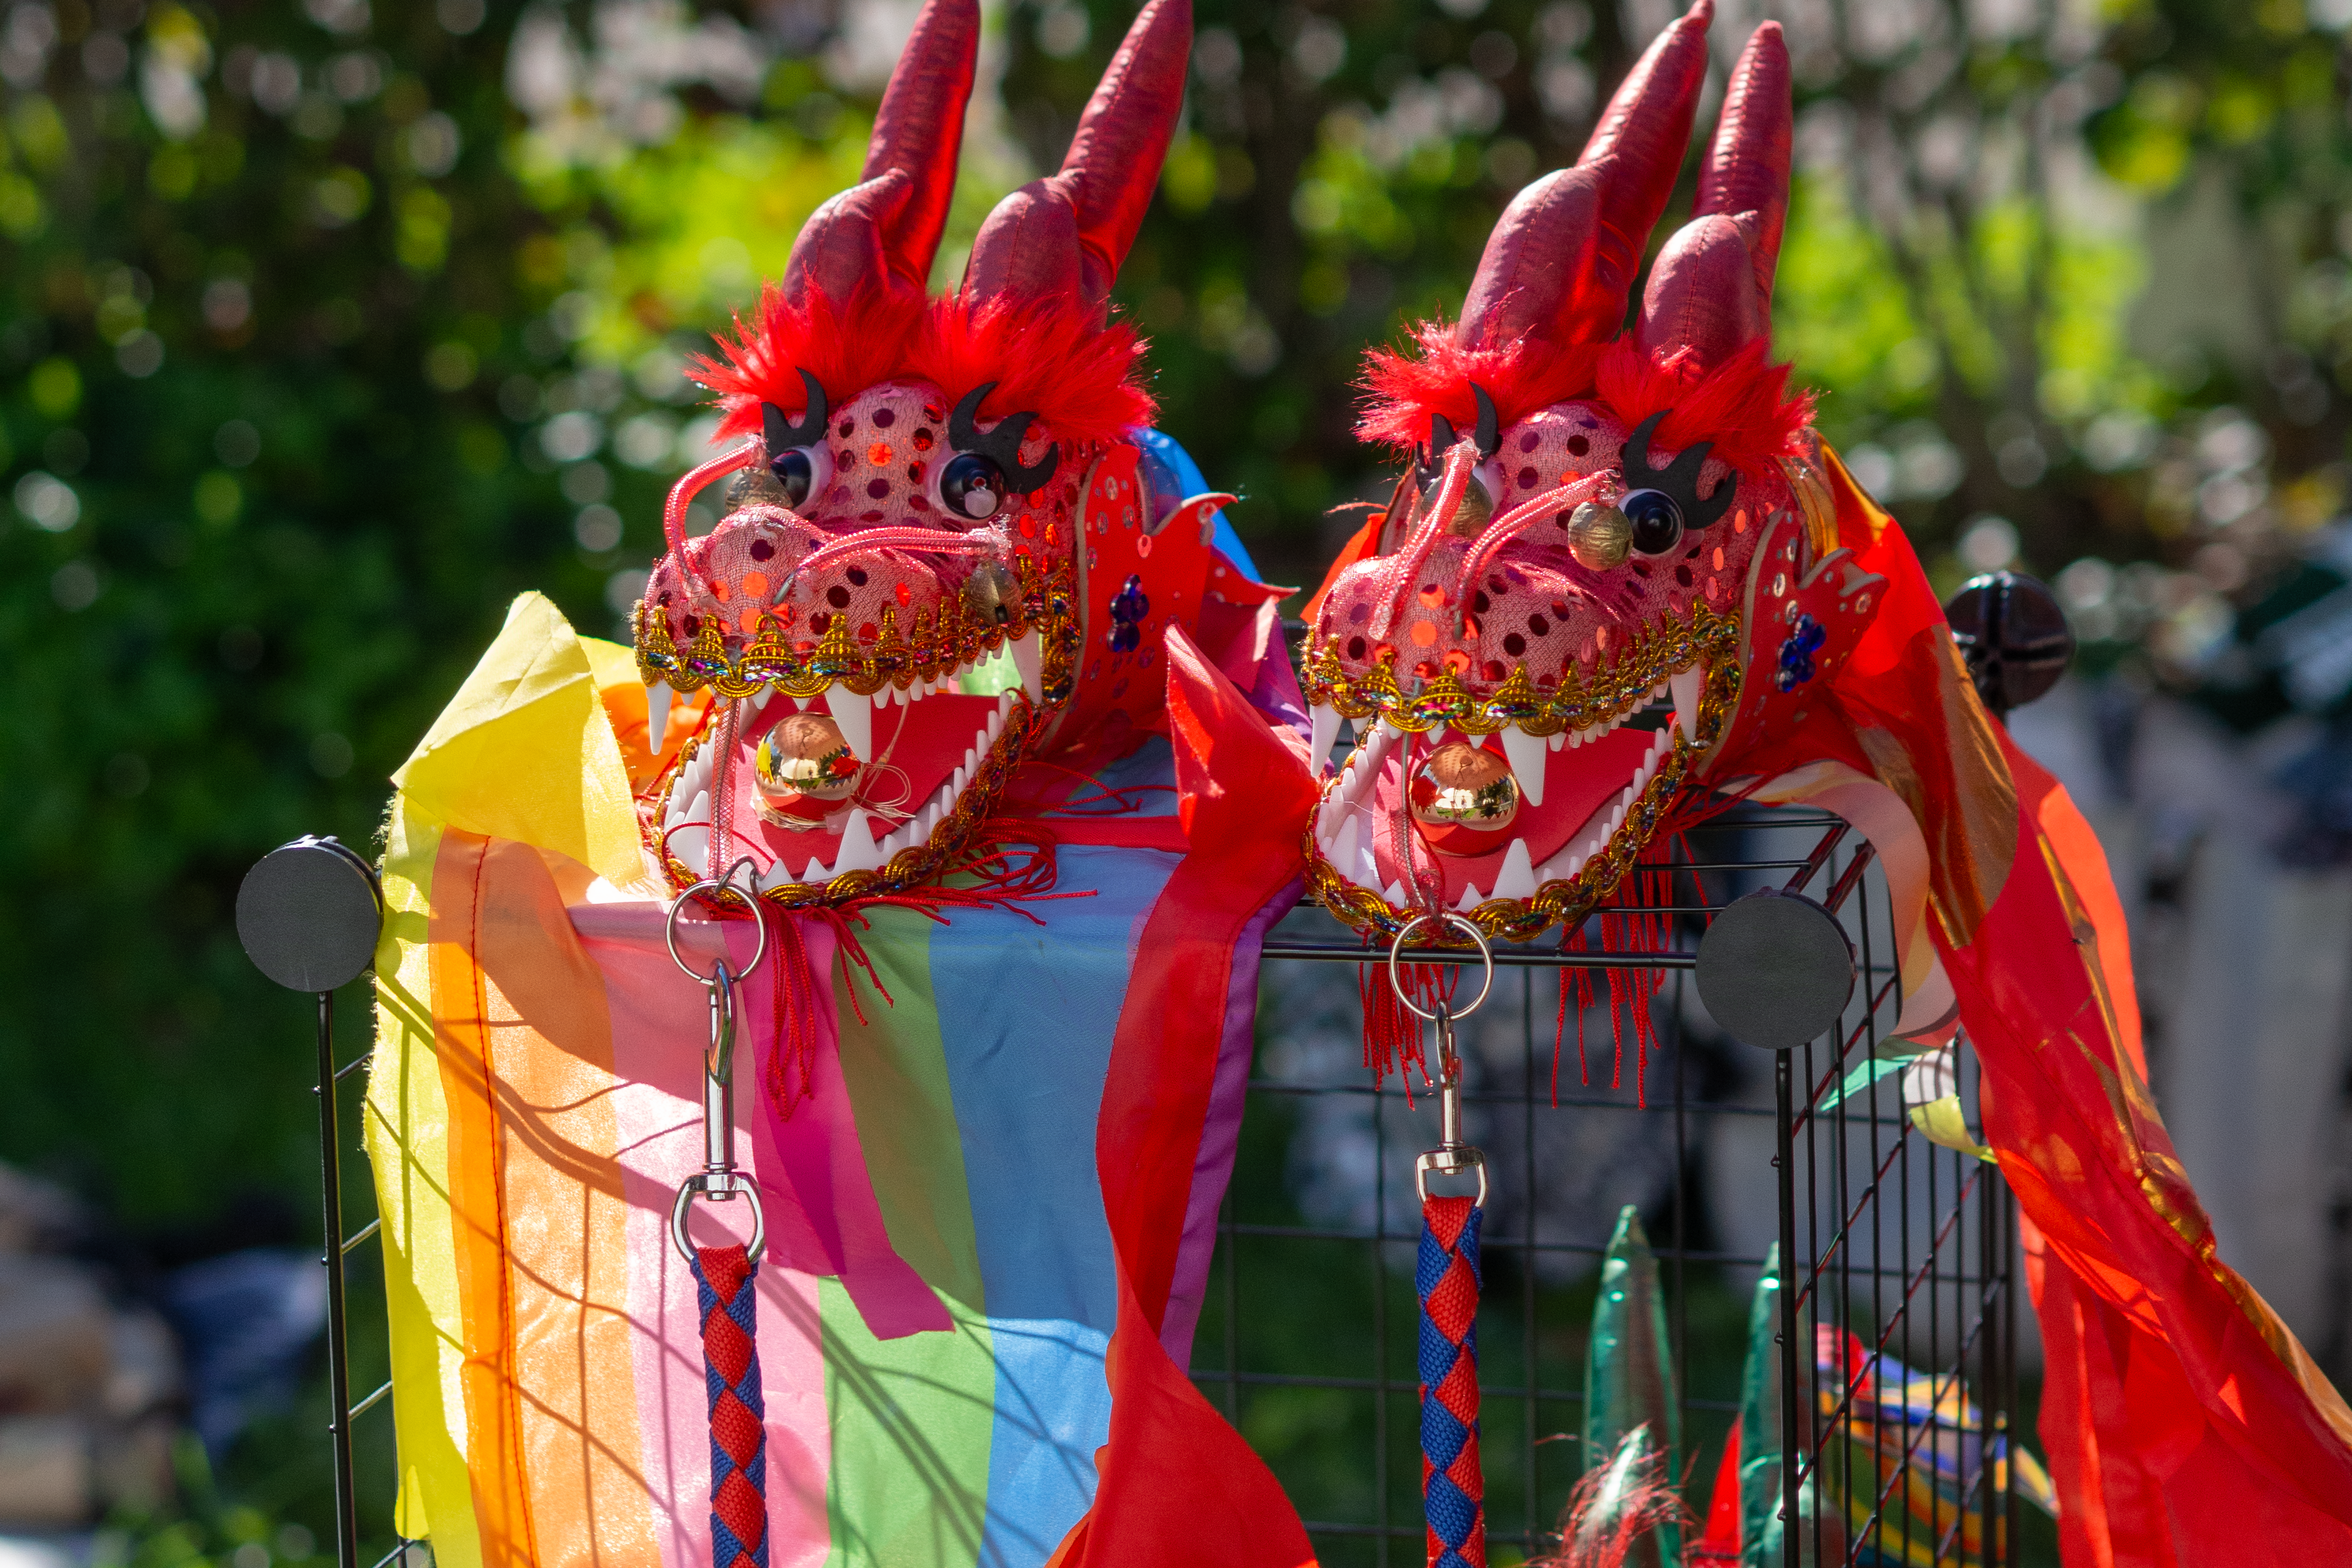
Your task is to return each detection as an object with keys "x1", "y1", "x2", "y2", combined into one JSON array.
[
  {"x1": 1527, "y1": 725, "x2": 1659, "y2": 846},
  {"x1": 1376, "y1": 725, "x2": 1662, "y2": 891}
]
